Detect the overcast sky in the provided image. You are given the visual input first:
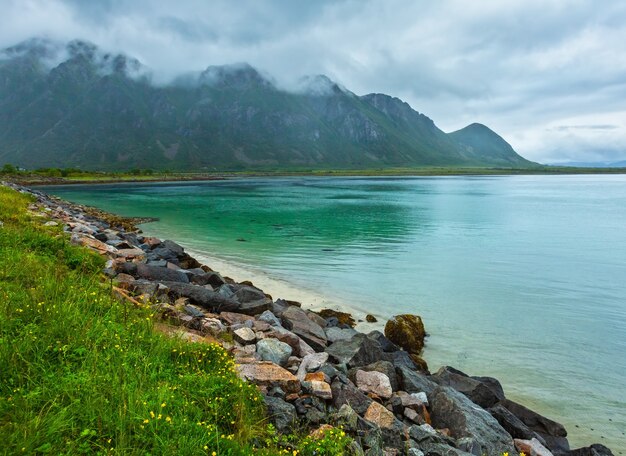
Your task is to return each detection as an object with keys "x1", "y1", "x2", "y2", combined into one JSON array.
[{"x1": 2, "y1": 0, "x2": 626, "y2": 164}]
